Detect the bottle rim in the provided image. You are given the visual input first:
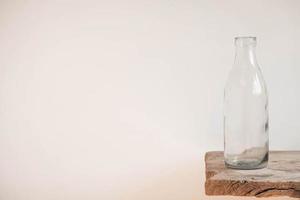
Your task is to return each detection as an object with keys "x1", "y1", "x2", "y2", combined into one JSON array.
[
  {"x1": 235, "y1": 36, "x2": 256, "y2": 40},
  {"x1": 235, "y1": 36, "x2": 256, "y2": 46}
]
